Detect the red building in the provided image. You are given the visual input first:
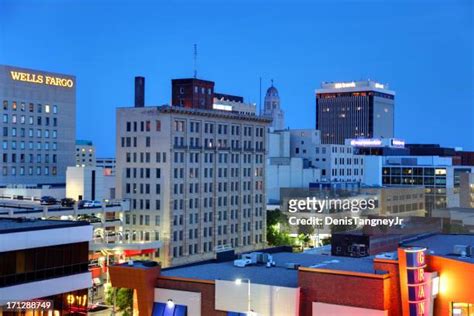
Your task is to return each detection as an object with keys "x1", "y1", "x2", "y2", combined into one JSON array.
[
  {"x1": 110, "y1": 234, "x2": 474, "y2": 316},
  {"x1": 171, "y1": 78, "x2": 215, "y2": 110}
]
